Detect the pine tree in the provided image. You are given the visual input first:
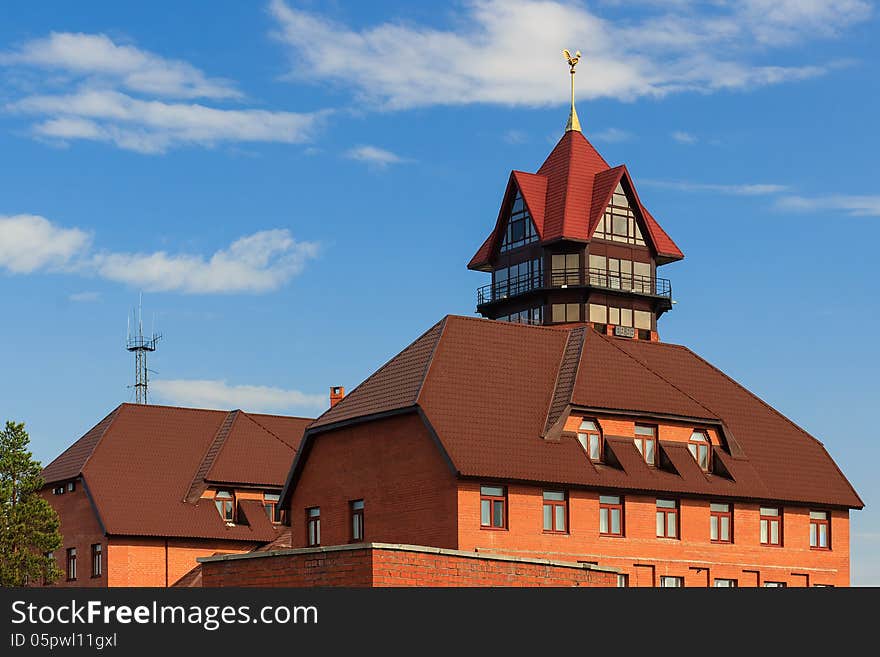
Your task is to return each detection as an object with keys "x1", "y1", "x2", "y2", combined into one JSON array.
[{"x1": 0, "y1": 421, "x2": 63, "y2": 587}]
